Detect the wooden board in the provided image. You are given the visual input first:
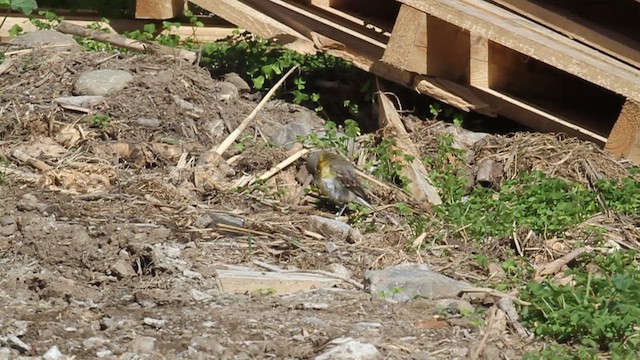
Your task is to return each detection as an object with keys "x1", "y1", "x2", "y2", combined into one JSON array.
[
  {"x1": 189, "y1": 0, "x2": 307, "y2": 43},
  {"x1": 399, "y1": 0, "x2": 640, "y2": 102},
  {"x1": 490, "y1": 0, "x2": 640, "y2": 69},
  {"x1": 136, "y1": 0, "x2": 184, "y2": 19},
  {"x1": 470, "y1": 86, "x2": 608, "y2": 145},
  {"x1": 381, "y1": 4, "x2": 427, "y2": 74},
  {"x1": 605, "y1": 99, "x2": 640, "y2": 163},
  {"x1": 242, "y1": 0, "x2": 387, "y2": 57}
]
